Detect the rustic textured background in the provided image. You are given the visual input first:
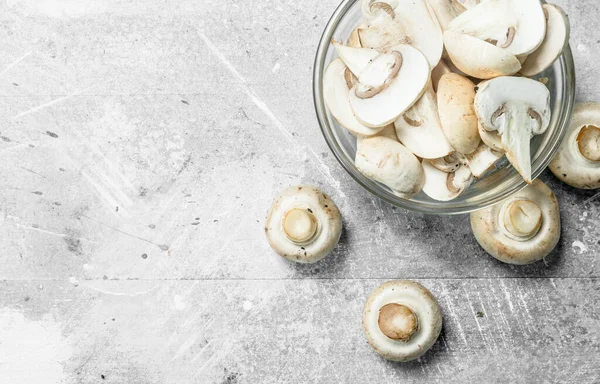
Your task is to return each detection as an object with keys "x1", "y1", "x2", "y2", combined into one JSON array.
[{"x1": 0, "y1": 0, "x2": 598, "y2": 383}]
